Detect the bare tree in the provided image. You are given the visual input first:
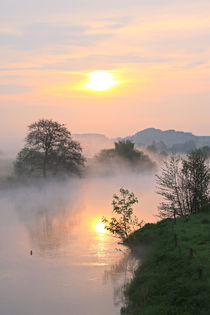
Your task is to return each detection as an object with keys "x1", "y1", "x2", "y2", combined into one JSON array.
[{"x1": 156, "y1": 150, "x2": 210, "y2": 218}]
